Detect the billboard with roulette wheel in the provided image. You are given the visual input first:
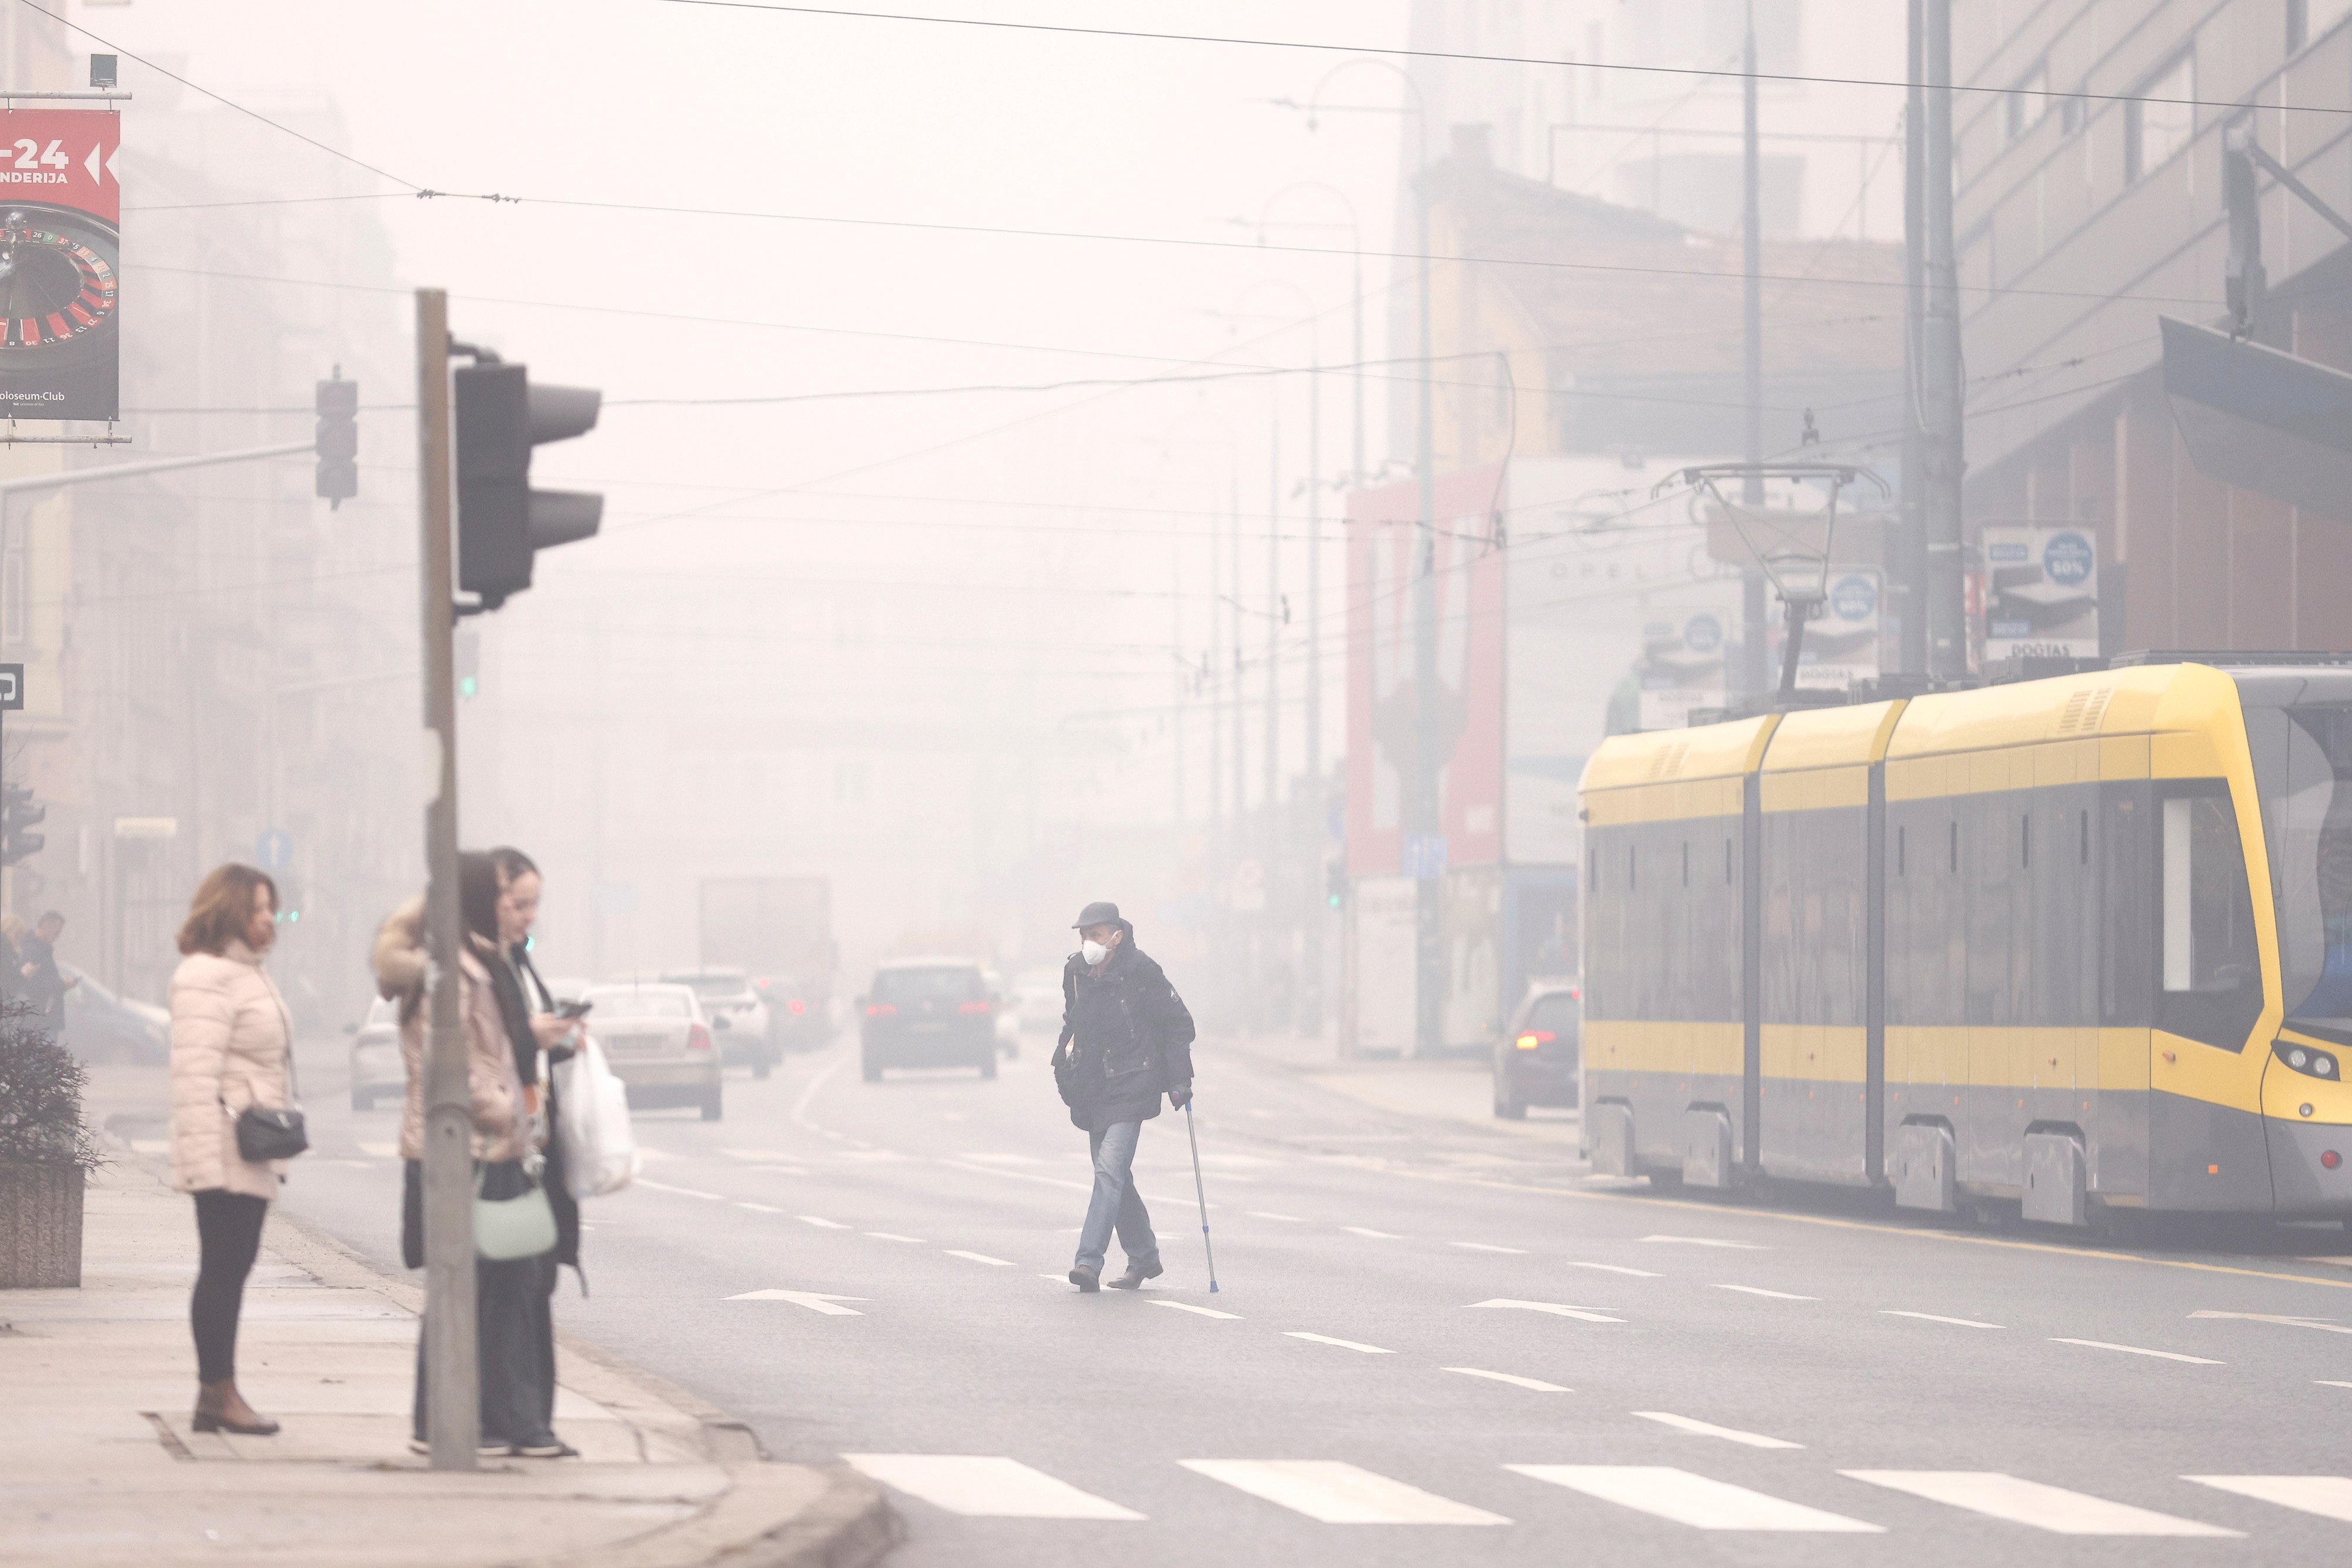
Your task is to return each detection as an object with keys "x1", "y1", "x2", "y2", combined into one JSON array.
[{"x1": 0, "y1": 109, "x2": 118, "y2": 422}]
